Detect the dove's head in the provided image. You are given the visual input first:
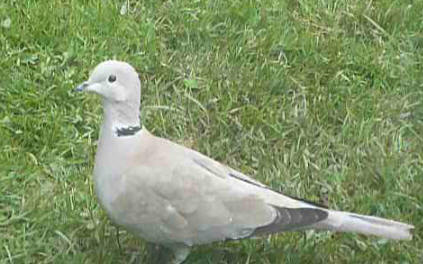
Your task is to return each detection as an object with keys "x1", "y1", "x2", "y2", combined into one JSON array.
[
  {"x1": 76, "y1": 60, "x2": 142, "y2": 129},
  {"x1": 76, "y1": 60, "x2": 140, "y2": 103}
]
